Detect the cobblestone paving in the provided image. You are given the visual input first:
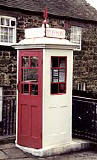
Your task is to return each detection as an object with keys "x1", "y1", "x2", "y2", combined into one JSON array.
[{"x1": 0, "y1": 143, "x2": 97, "y2": 160}]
